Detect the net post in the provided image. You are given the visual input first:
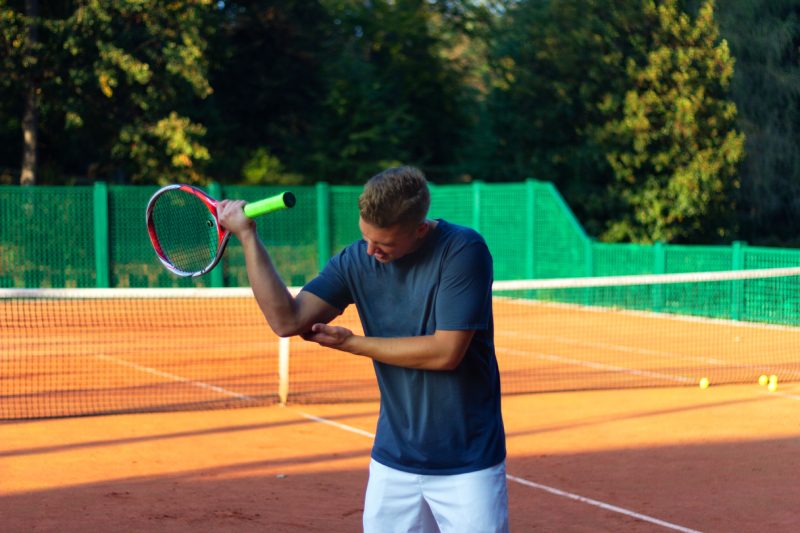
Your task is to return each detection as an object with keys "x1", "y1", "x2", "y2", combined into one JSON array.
[
  {"x1": 732, "y1": 240, "x2": 747, "y2": 320},
  {"x1": 525, "y1": 179, "x2": 536, "y2": 279},
  {"x1": 208, "y1": 182, "x2": 225, "y2": 288},
  {"x1": 278, "y1": 336, "x2": 290, "y2": 405},
  {"x1": 316, "y1": 182, "x2": 331, "y2": 272},
  {"x1": 93, "y1": 181, "x2": 110, "y2": 288}
]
